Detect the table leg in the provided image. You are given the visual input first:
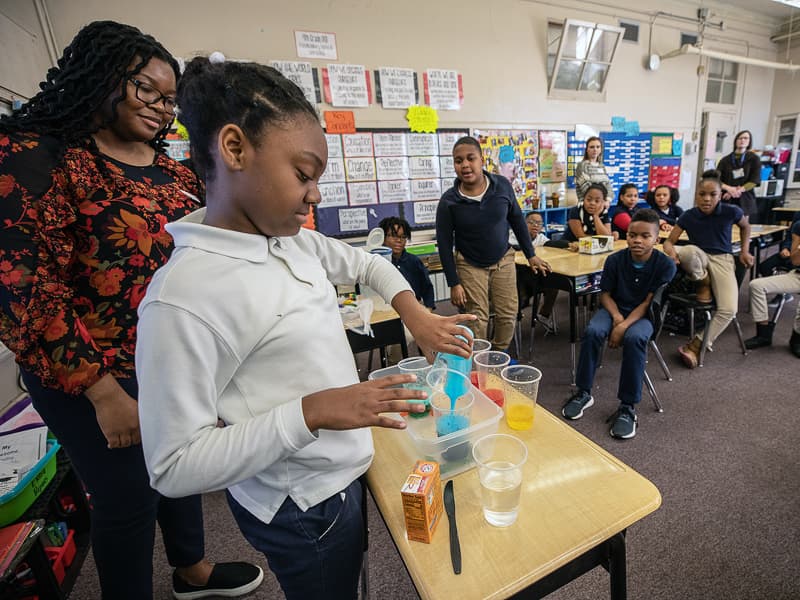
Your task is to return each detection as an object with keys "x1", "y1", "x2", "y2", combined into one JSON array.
[
  {"x1": 569, "y1": 288, "x2": 578, "y2": 385},
  {"x1": 607, "y1": 531, "x2": 627, "y2": 600}
]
